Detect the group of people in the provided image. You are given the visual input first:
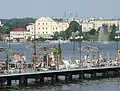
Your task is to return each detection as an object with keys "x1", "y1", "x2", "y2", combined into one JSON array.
[{"x1": 13, "y1": 53, "x2": 27, "y2": 72}]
